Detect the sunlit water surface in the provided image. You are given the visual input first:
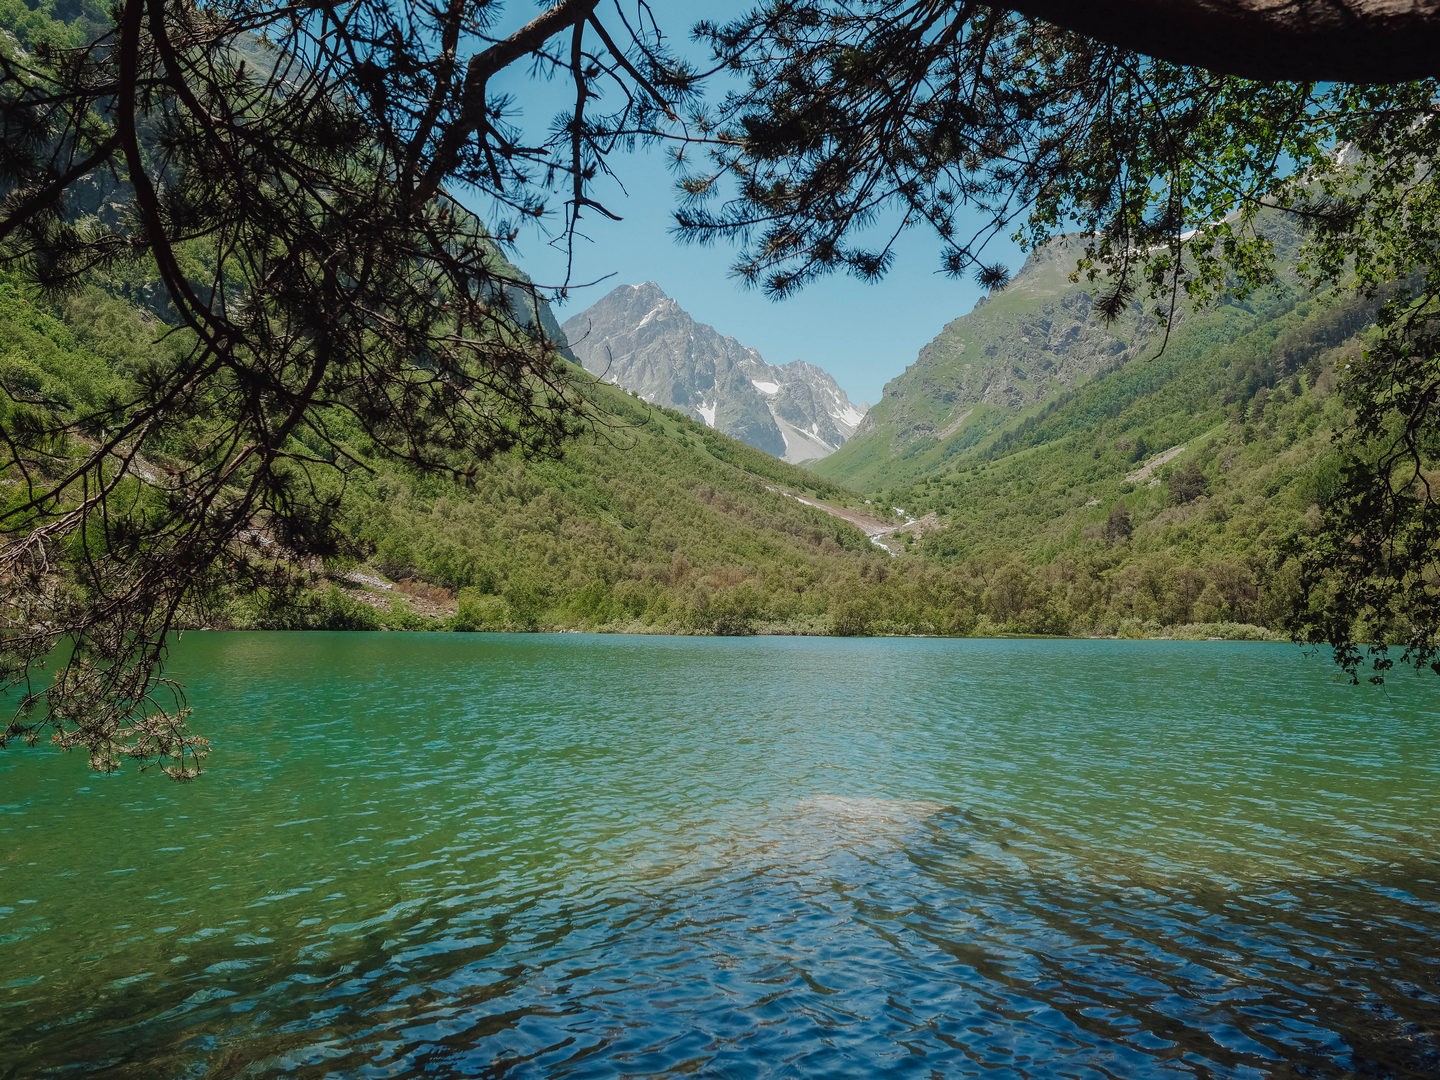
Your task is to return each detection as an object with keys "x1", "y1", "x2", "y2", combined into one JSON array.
[{"x1": 2, "y1": 634, "x2": 1439, "y2": 1077}]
